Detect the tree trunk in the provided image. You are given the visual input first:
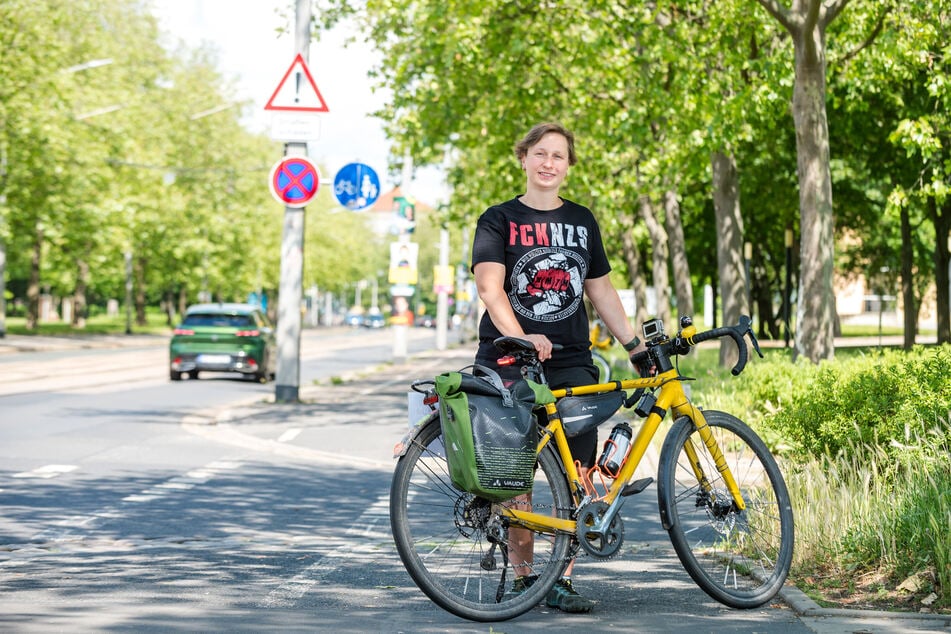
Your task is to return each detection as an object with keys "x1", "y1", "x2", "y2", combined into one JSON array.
[
  {"x1": 756, "y1": 0, "x2": 845, "y2": 362},
  {"x1": 164, "y1": 291, "x2": 176, "y2": 326},
  {"x1": 790, "y1": 11, "x2": 838, "y2": 362},
  {"x1": 711, "y1": 151, "x2": 746, "y2": 368},
  {"x1": 134, "y1": 255, "x2": 147, "y2": 326},
  {"x1": 0, "y1": 234, "x2": 6, "y2": 337},
  {"x1": 639, "y1": 195, "x2": 670, "y2": 327},
  {"x1": 73, "y1": 258, "x2": 89, "y2": 328},
  {"x1": 931, "y1": 196, "x2": 951, "y2": 344},
  {"x1": 898, "y1": 205, "x2": 915, "y2": 350},
  {"x1": 664, "y1": 189, "x2": 694, "y2": 323},
  {"x1": 25, "y1": 223, "x2": 42, "y2": 330},
  {"x1": 178, "y1": 287, "x2": 188, "y2": 318},
  {"x1": 621, "y1": 221, "x2": 650, "y2": 328}
]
